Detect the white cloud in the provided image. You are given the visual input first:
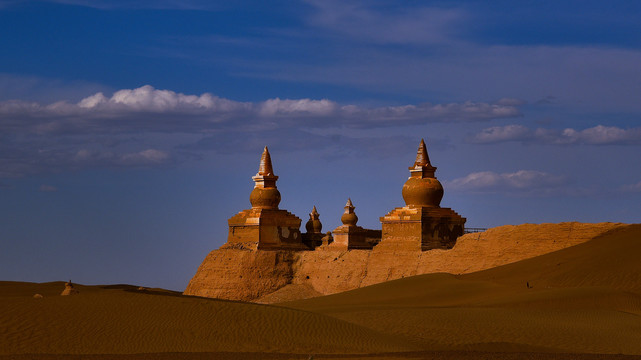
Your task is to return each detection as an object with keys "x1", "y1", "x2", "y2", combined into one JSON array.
[
  {"x1": 469, "y1": 125, "x2": 641, "y2": 145},
  {"x1": 75, "y1": 85, "x2": 250, "y2": 114},
  {"x1": 446, "y1": 170, "x2": 568, "y2": 193},
  {"x1": 0, "y1": 85, "x2": 523, "y2": 178},
  {"x1": 0, "y1": 85, "x2": 523, "y2": 135}
]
